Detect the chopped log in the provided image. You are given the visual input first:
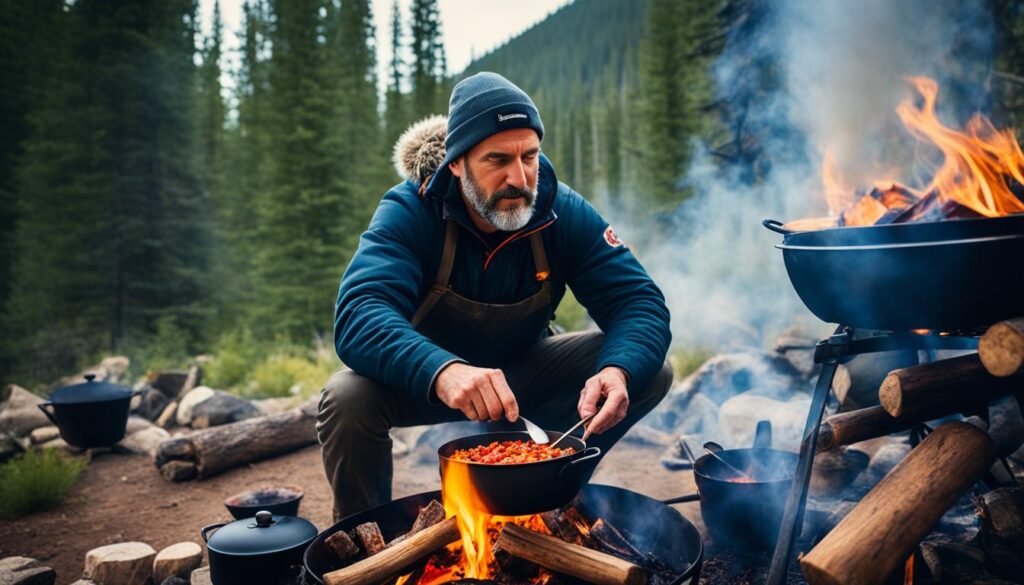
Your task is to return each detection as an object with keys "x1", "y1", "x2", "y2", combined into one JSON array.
[
  {"x1": 801, "y1": 421, "x2": 995, "y2": 585},
  {"x1": 188, "y1": 408, "x2": 317, "y2": 478},
  {"x1": 154, "y1": 437, "x2": 195, "y2": 467},
  {"x1": 156, "y1": 400, "x2": 178, "y2": 429},
  {"x1": 159, "y1": 460, "x2": 197, "y2": 482},
  {"x1": 878, "y1": 353, "x2": 1019, "y2": 419},
  {"x1": 354, "y1": 522, "x2": 387, "y2": 556},
  {"x1": 540, "y1": 507, "x2": 594, "y2": 548},
  {"x1": 151, "y1": 542, "x2": 202, "y2": 583},
  {"x1": 84, "y1": 542, "x2": 156, "y2": 585},
  {"x1": 325, "y1": 530, "x2": 360, "y2": 561},
  {"x1": 387, "y1": 499, "x2": 446, "y2": 548},
  {"x1": 816, "y1": 406, "x2": 911, "y2": 452},
  {"x1": 495, "y1": 523, "x2": 647, "y2": 585},
  {"x1": 980, "y1": 318, "x2": 1024, "y2": 377},
  {"x1": 323, "y1": 516, "x2": 460, "y2": 585}
]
